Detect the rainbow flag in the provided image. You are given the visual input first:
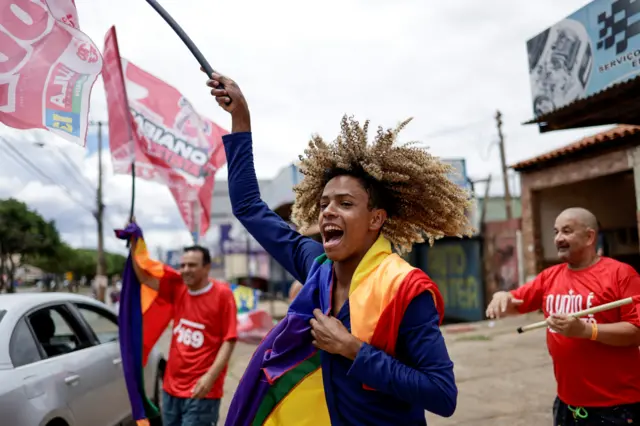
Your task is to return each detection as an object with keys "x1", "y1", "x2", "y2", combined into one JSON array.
[
  {"x1": 225, "y1": 236, "x2": 444, "y2": 425},
  {"x1": 115, "y1": 223, "x2": 181, "y2": 426}
]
